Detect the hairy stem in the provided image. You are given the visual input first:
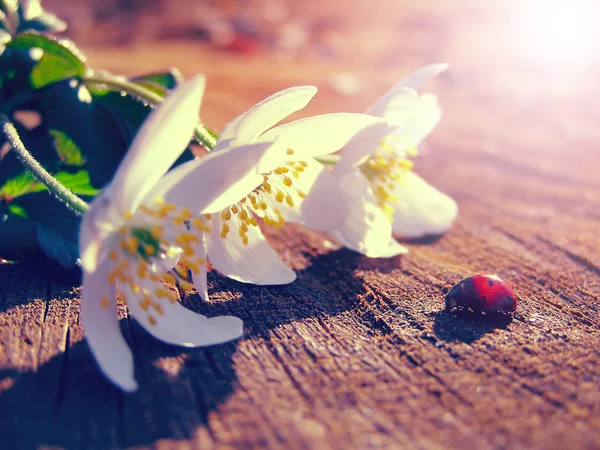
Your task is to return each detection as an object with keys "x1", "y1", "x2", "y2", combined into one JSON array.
[
  {"x1": 83, "y1": 71, "x2": 218, "y2": 150},
  {"x1": 0, "y1": 115, "x2": 89, "y2": 215}
]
